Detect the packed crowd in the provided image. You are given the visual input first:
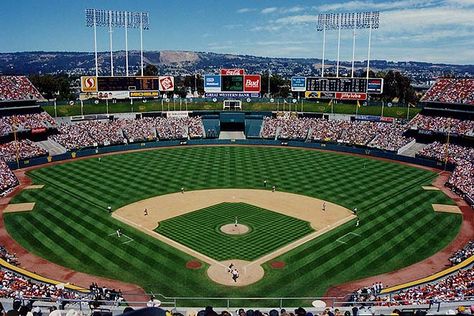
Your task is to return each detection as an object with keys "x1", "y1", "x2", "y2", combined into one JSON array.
[
  {"x1": 0, "y1": 244, "x2": 124, "y2": 304},
  {"x1": 0, "y1": 159, "x2": 18, "y2": 195},
  {"x1": 49, "y1": 117, "x2": 204, "y2": 150},
  {"x1": 351, "y1": 241, "x2": 474, "y2": 306},
  {"x1": 348, "y1": 282, "x2": 385, "y2": 304},
  {"x1": 421, "y1": 78, "x2": 474, "y2": 105},
  {"x1": 0, "y1": 139, "x2": 48, "y2": 162},
  {"x1": 418, "y1": 142, "x2": 474, "y2": 199},
  {"x1": 378, "y1": 267, "x2": 474, "y2": 305},
  {"x1": 0, "y1": 268, "x2": 82, "y2": 300},
  {"x1": 0, "y1": 245, "x2": 19, "y2": 266},
  {"x1": 449, "y1": 241, "x2": 474, "y2": 266},
  {"x1": 0, "y1": 76, "x2": 44, "y2": 102},
  {"x1": 0, "y1": 112, "x2": 56, "y2": 136},
  {"x1": 408, "y1": 114, "x2": 474, "y2": 136},
  {"x1": 261, "y1": 117, "x2": 413, "y2": 151}
]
